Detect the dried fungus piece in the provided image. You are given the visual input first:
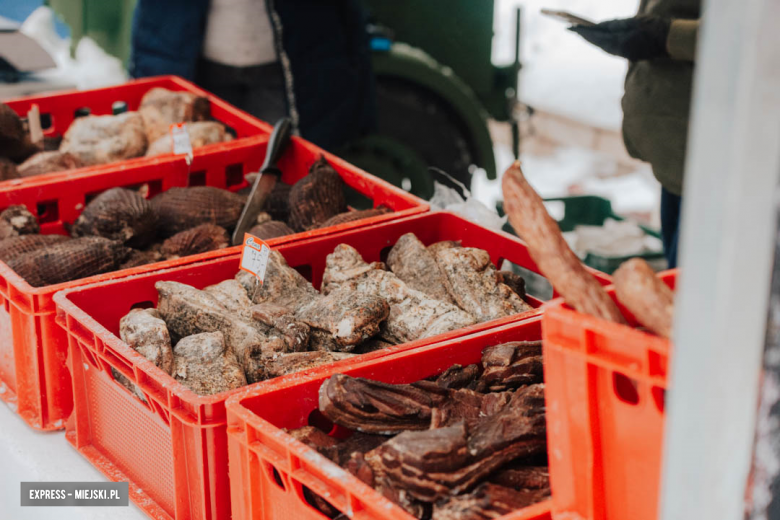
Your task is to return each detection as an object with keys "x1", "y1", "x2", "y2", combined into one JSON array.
[
  {"x1": 386, "y1": 233, "x2": 454, "y2": 304},
  {"x1": 138, "y1": 87, "x2": 210, "y2": 143},
  {"x1": 119, "y1": 308, "x2": 173, "y2": 375},
  {"x1": 236, "y1": 250, "x2": 319, "y2": 308},
  {"x1": 502, "y1": 161, "x2": 625, "y2": 323},
  {"x1": 432, "y1": 483, "x2": 549, "y2": 520},
  {"x1": 7, "y1": 236, "x2": 130, "y2": 287},
  {"x1": 319, "y1": 374, "x2": 447, "y2": 434},
  {"x1": 153, "y1": 186, "x2": 246, "y2": 236},
  {"x1": 322, "y1": 244, "x2": 475, "y2": 344},
  {"x1": 296, "y1": 287, "x2": 389, "y2": 351},
  {"x1": 427, "y1": 240, "x2": 461, "y2": 256},
  {"x1": 613, "y1": 258, "x2": 674, "y2": 338},
  {"x1": 0, "y1": 205, "x2": 39, "y2": 240},
  {"x1": 155, "y1": 281, "x2": 282, "y2": 379},
  {"x1": 315, "y1": 207, "x2": 392, "y2": 229},
  {"x1": 0, "y1": 234, "x2": 70, "y2": 263},
  {"x1": 72, "y1": 188, "x2": 157, "y2": 248},
  {"x1": 248, "y1": 219, "x2": 294, "y2": 240},
  {"x1": 250, "y1": 303, "x2": 310, "y2": 352},
  {"x1": 256, "y1": 351, "x2": 355, "y2": 381},
  {"x1": 205, "y1": 279, "x2": 256, "y2": 320},
  {"x1": 0, "y1": 102, "x2": 27, "y2": 161},
  {"x1": 61, "y1": 112, "x2": 147, "y2": 166},
  {"x1": 436, "y1": 247, "x2": 532, "y2": 322},
  {"x1": 479, "y1": 341, "x2": 543, "y2": 391},
  {"x1": 172, "y1": 331, "x2": 247, "y2": 395},
  {"x1": 160, "y1": 223, "x2": 229, "y2": 259},
  {"x1": 145, "y1": 121, "x2": 231, "y2": 157},
  {"x1": 17, "y1": 150, "x2": 83, "y2": 177},
  {"x1": 288, "y1": 156, "x2": 346, "y2": 231}
]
